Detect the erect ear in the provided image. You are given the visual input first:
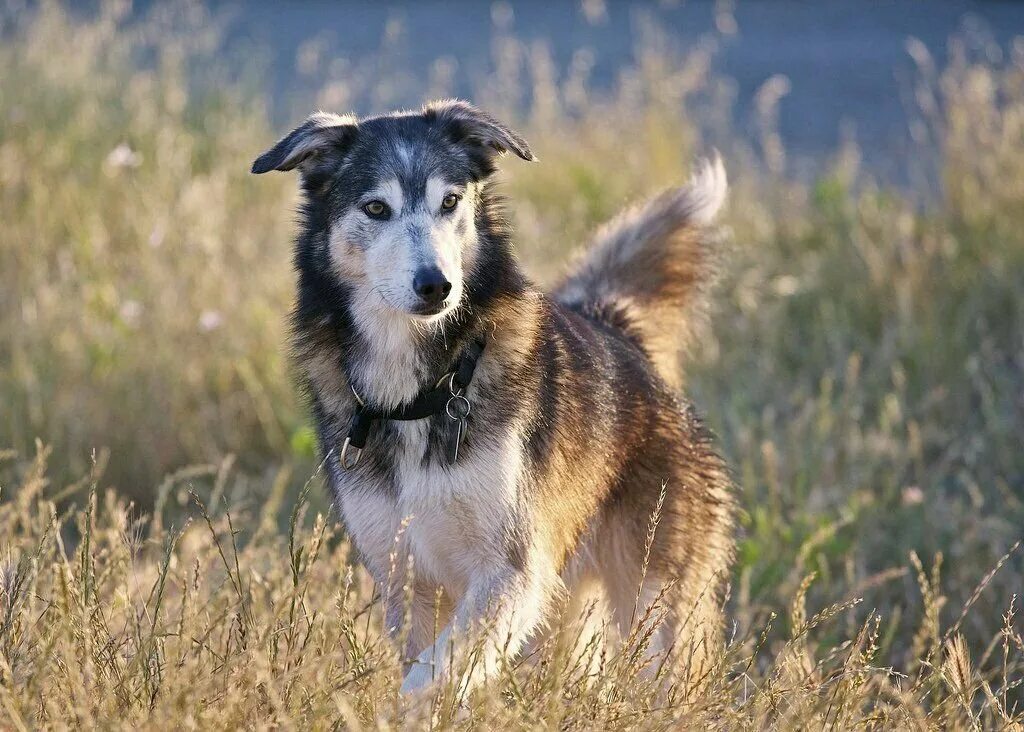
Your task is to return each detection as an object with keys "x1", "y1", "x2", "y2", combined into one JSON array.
[
  {"x1": 425, "y1": 99, "x2": 535, "y2": 164},
  {"x1": 251, "y1": 112, "x2": 358, "y2": 174}
]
